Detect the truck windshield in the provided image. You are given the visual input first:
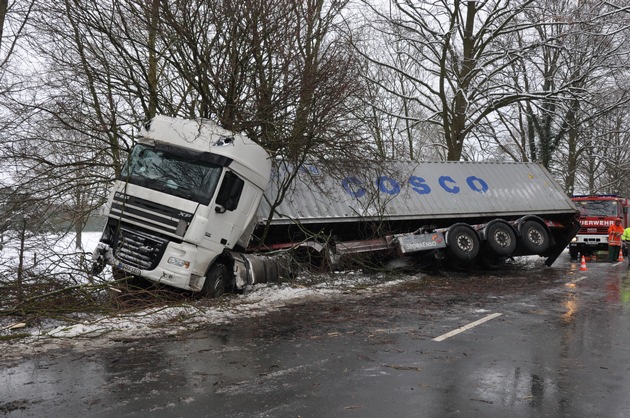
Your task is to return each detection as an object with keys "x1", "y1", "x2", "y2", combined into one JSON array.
[
  {"x1": 120, "y1": 144, "x2": 223, "y2": 205},
  {"x1": 574, "y1": 200, "x2": 618, "y2": 217}
]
